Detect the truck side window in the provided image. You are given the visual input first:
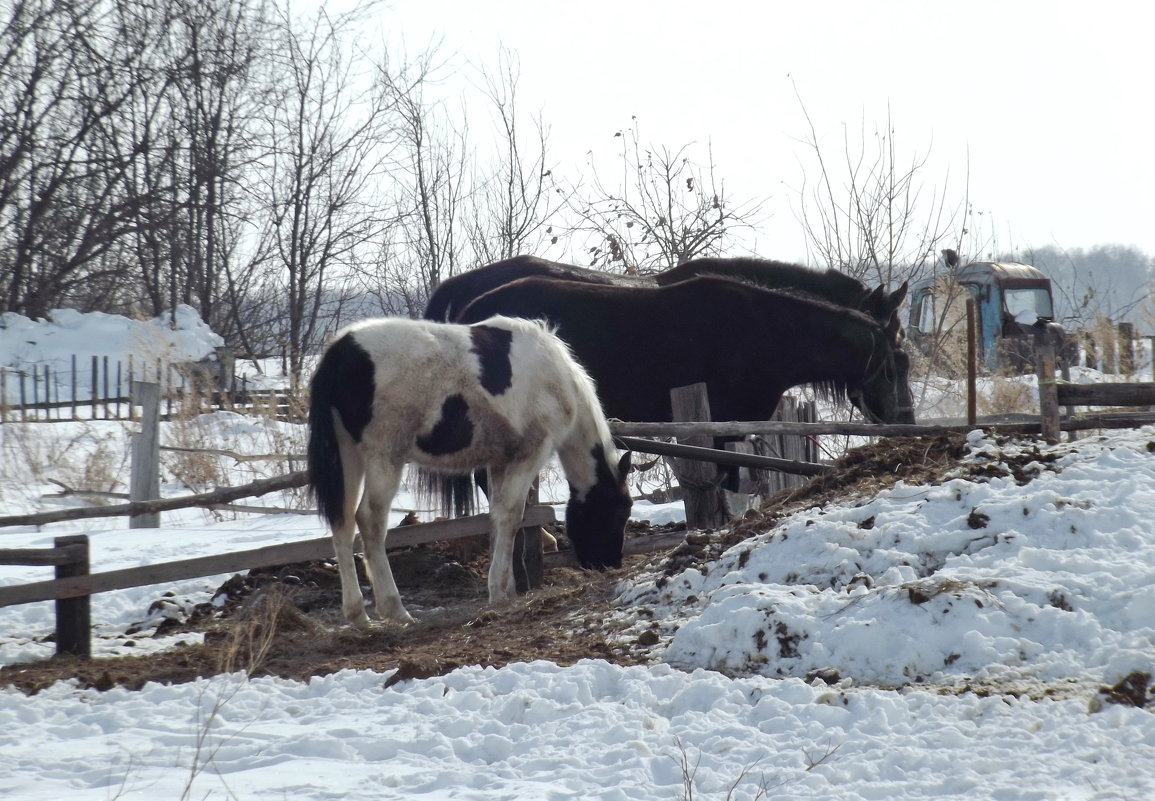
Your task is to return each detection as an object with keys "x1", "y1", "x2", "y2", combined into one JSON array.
[{"x1": 916, "y1": 291, "x2": 936, "y2": 333}]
